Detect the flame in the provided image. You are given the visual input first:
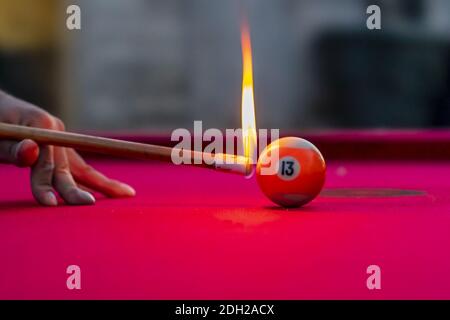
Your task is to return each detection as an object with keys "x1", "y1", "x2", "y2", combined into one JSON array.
[{"x1": 240, "y1": 22, "x2": 257, "y2": 165}]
